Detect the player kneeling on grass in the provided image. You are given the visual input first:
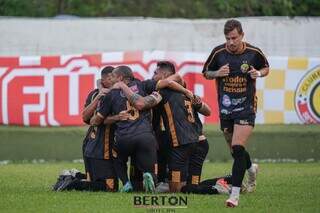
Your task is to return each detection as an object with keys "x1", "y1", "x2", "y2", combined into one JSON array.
[{"x1": 52, "y1": 66, "x2": 121, "y2": 192}]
